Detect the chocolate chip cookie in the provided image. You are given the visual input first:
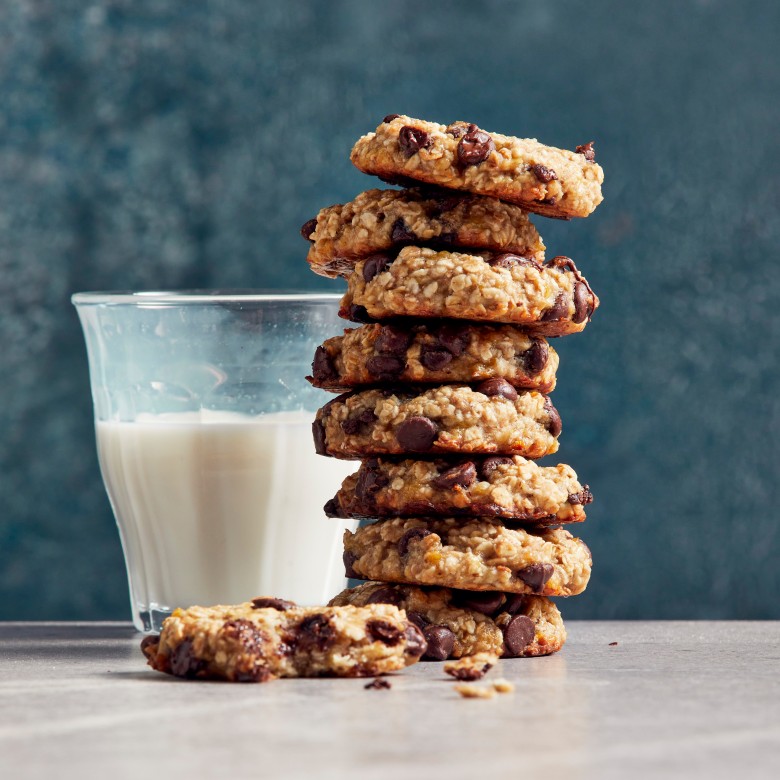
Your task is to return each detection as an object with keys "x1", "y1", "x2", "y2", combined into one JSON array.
[
  {"x1": 340, "y1": 247, "x2": 598, "y2": 335},
  {"x1": 302, "y1": 187, "x2": 545, "y2": 278},
  {"x1": 309, "y1": 322, "x2": 558, "y2": 393},
  {"x1": 343, "y1": 518, "x2": 591, "y2": 597},
  {"x1": 325, "y1": 456, "x2": 591, "y2": 525},
  {"x1": 351, "y1": 115, "x2": 604, "y2": 219},
  {"x1": 141, "y1": 600, "x2": 426, "y2": 682},
  {"x1": 313, "y1": 385, "x2": 561, "y2": 460},
  {"x1": 329, "y1": 582, "x2": 566, "y2": 659}
]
